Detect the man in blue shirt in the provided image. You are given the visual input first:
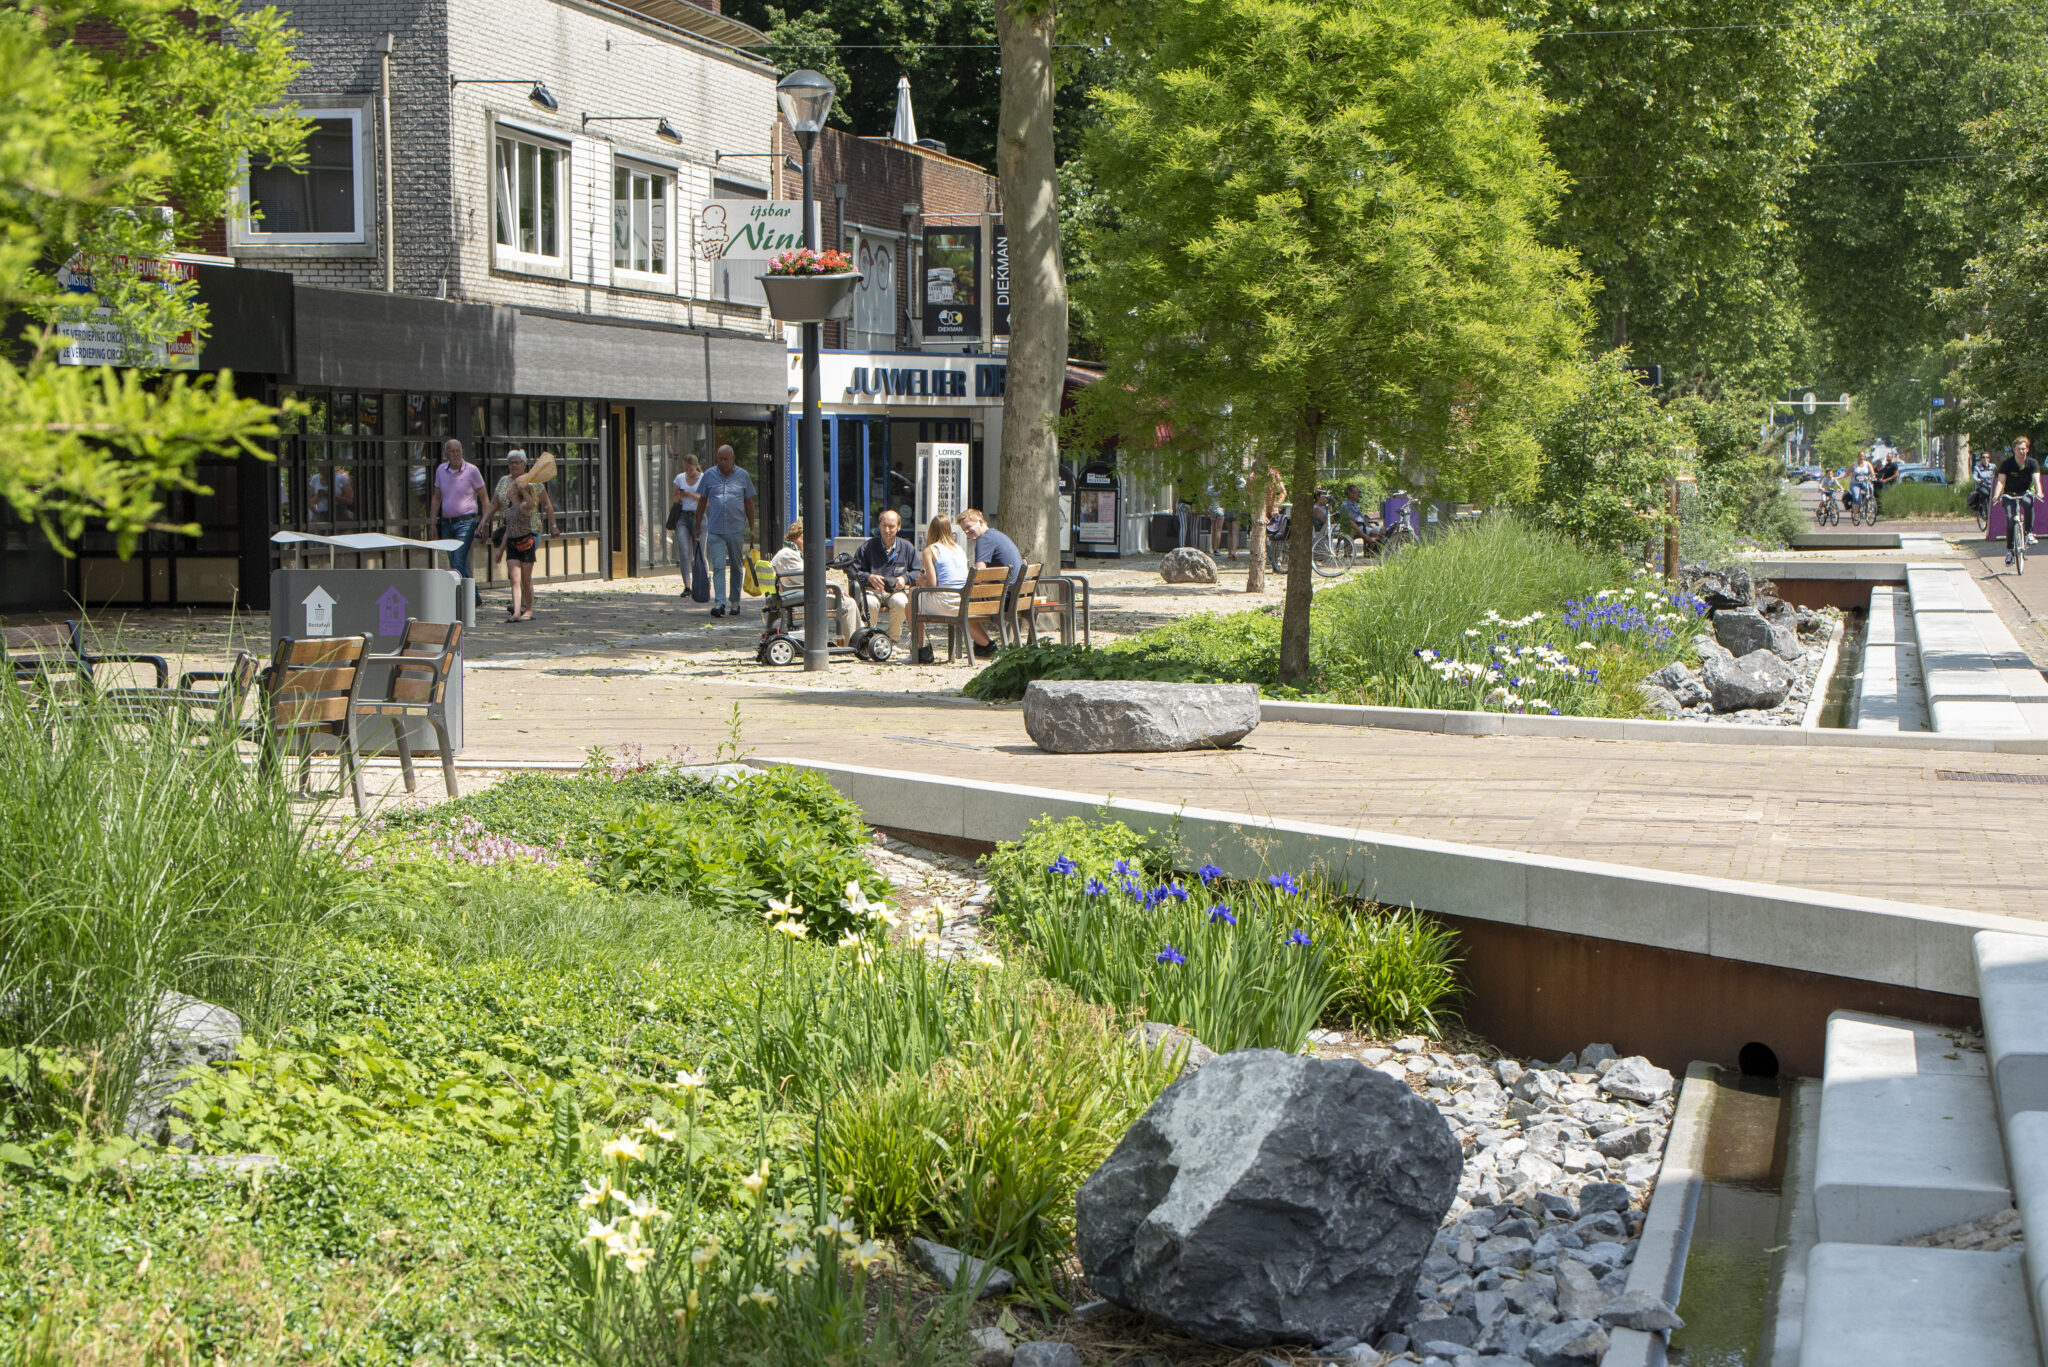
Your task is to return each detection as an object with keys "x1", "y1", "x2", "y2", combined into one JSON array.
[
  {"x1": 957, "y1": 508, "x2": 1022, "y2": 657},
  {"x1": 698, "y1": 445, "x2": 757, "y2": 616}
]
